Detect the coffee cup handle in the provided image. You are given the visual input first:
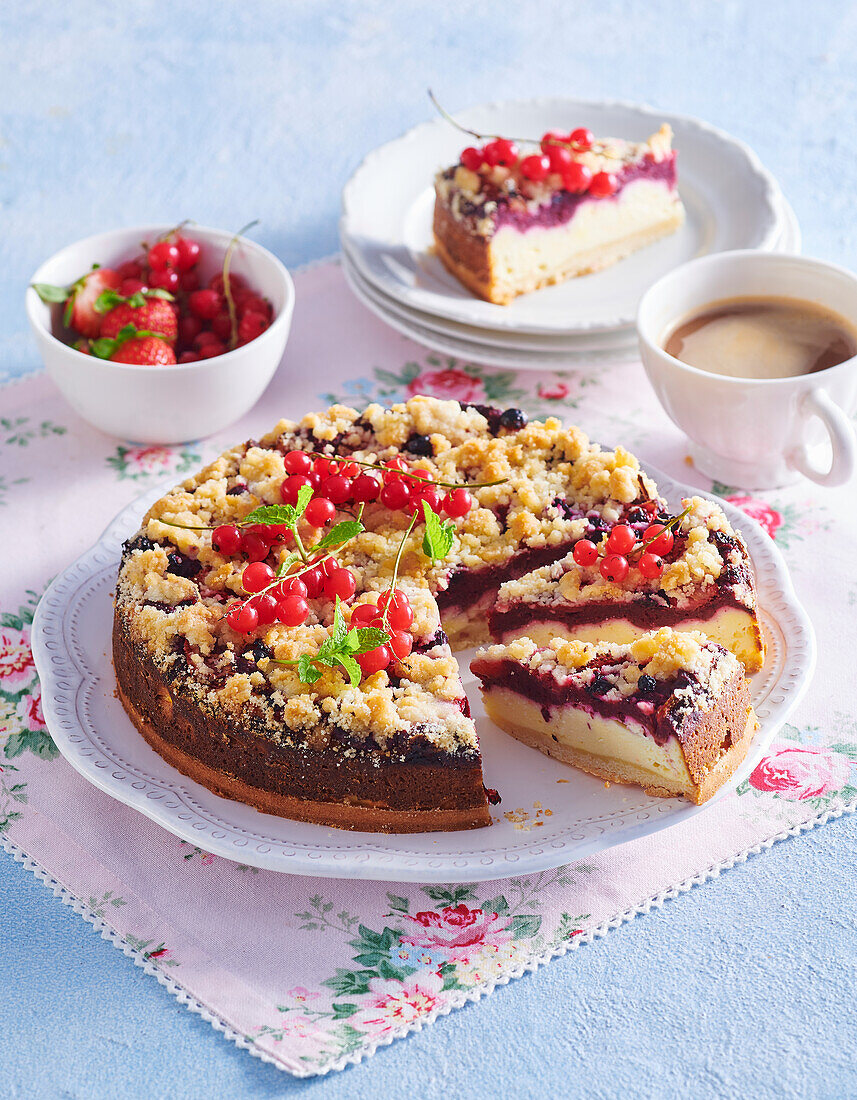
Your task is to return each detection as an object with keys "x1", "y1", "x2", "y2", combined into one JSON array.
[{"x1": 787, "y1": 387, "x2": 856, "y2": 487}]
